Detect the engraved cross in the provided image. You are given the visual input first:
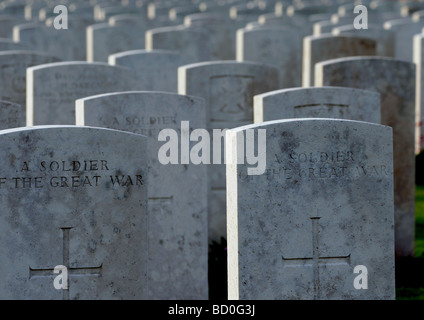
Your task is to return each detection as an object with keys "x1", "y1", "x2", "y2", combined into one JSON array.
[
  {"x1": 281, "y1": 217, "x2": 351, "y2": 299},
  {"x1": 29, "y1": 227, "x2": 102, "y2": 300}
]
